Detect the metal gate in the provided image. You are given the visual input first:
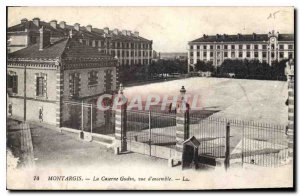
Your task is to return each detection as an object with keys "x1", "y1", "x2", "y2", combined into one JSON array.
[{"x1": 126, "y1": 109, "x2": 176, "y2": 156}]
